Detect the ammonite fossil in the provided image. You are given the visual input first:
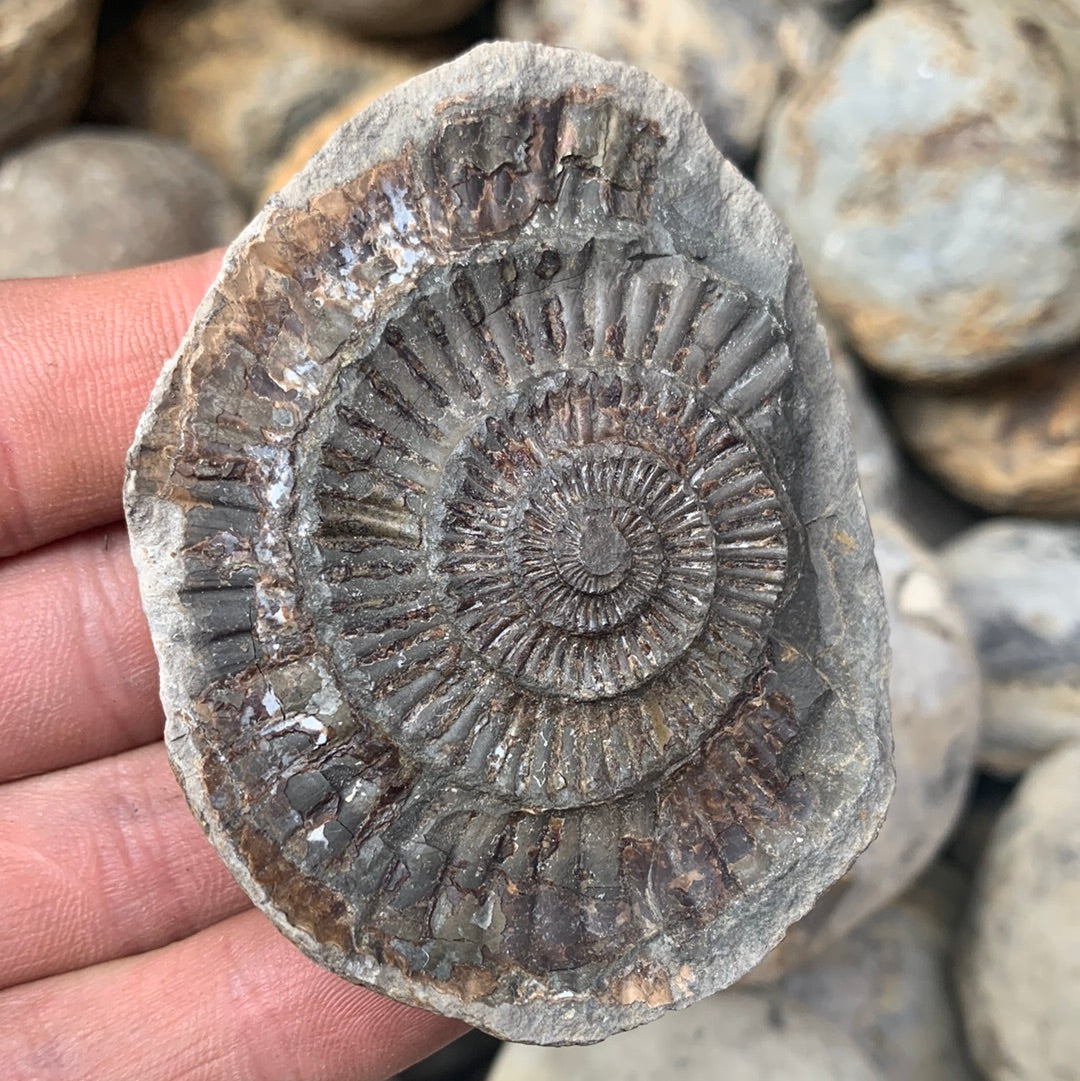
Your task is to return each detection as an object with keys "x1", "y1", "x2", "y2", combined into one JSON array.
[{"x1": 125, "y1": 43, "x2": 892, "y2": 1045}]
